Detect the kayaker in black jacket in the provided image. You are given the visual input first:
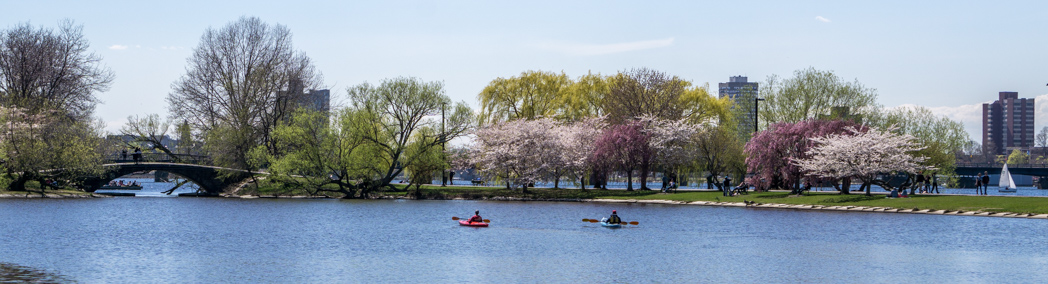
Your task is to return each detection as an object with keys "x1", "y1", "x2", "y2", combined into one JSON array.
[
  {"x1": 608, "y1": 210, "x2": 621, "y2": 224},
  {"x1": 468, "y1": 210, "x2": 483, "y2": 223}
]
